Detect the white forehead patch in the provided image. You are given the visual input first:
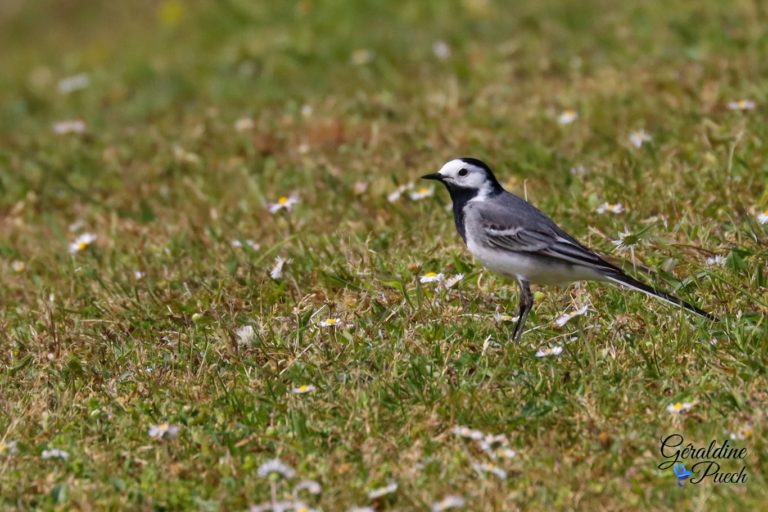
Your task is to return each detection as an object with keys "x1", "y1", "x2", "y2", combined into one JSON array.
[
  {"x1": 437, "y1": 158, "x2": 492, "y2": 196},
  {"x1": 438, "y1": 159, "x2": 469, "y2": 177}
]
